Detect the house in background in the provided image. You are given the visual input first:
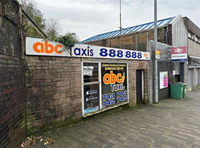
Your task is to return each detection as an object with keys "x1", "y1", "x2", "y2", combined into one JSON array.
[{"x1": 183, "y1": 17, "x2": 200, "y2": 90}]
